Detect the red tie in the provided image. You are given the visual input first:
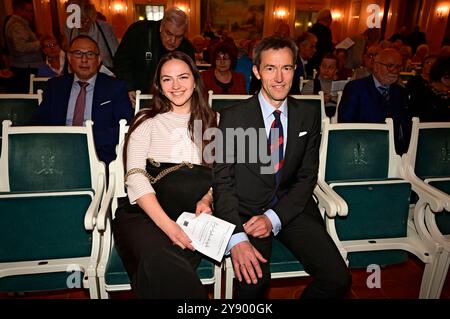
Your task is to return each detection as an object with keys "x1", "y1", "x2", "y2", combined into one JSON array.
[
  {"x1": 73, "y1": 81, "x2": 89, "y2": 126},
  {"x1": 268, "y1": 110, "x2": 284, "y2": 185}
]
